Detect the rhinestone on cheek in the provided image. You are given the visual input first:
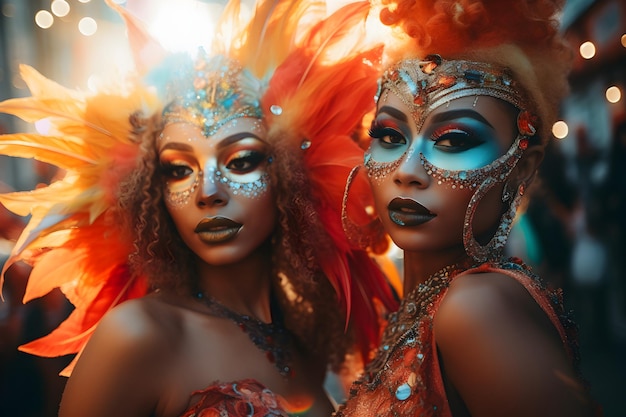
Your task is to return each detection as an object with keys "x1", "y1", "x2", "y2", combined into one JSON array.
[
  {"x1": 364, "y1": 155, "x2": 404, "y2": 184},
  {"x1": 164, "y1": 175, "x2": 200, "y2": 209},
  {"x1": 215, "y1": 170, "x2": 270, "y2": 198}
]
